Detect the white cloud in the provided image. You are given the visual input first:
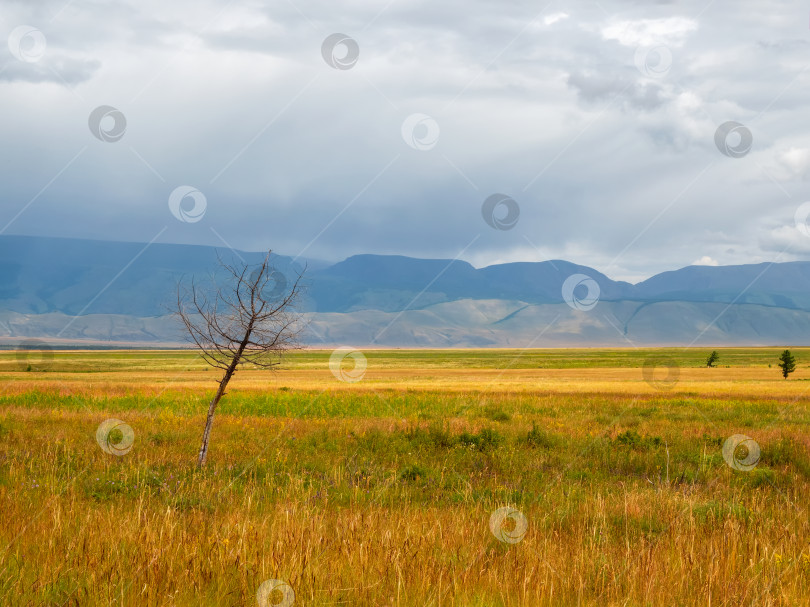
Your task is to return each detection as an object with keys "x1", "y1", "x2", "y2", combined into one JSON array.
[
  {"x1": 601, "y1": 17, "x2": 698, "y2": 48},
  {"x1": 760, "y1": 226, "x2": 810, "y2": 255},
  {"x1": 692, "y1": 256, "x2": 719, "y2": 266},
  {"x1": 768, "y1": 146, "x2": 810, "y2": 181},
  {"x1": 544, "y1": 13, "x2": 569, "y2": 26}
]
